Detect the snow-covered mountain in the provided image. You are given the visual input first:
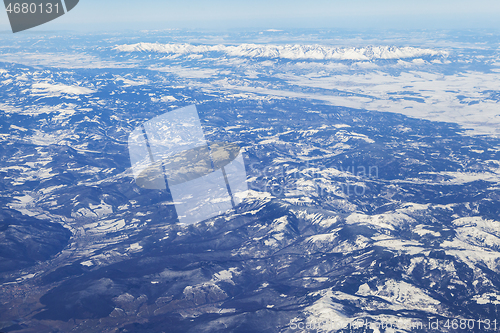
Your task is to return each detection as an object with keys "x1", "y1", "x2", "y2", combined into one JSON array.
[
  {"x1": 0, "y1": 29, "x2": 500, "y2": 332},
  {"x1": 114, "y1": 43, "x2": 448, "y2": 61}
]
